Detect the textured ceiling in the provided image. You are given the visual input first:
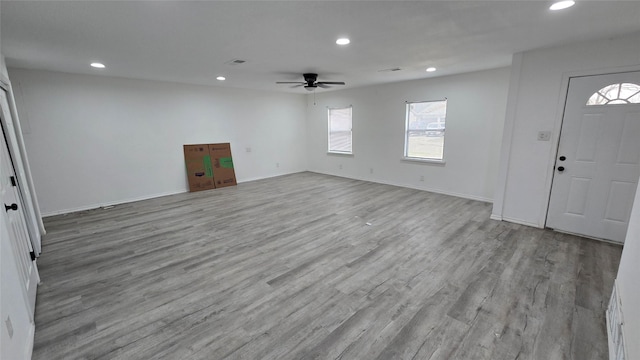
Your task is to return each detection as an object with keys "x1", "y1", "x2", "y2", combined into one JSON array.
[{"x1": 2, "y1": 1, "x2": 640, "y2": 93}]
